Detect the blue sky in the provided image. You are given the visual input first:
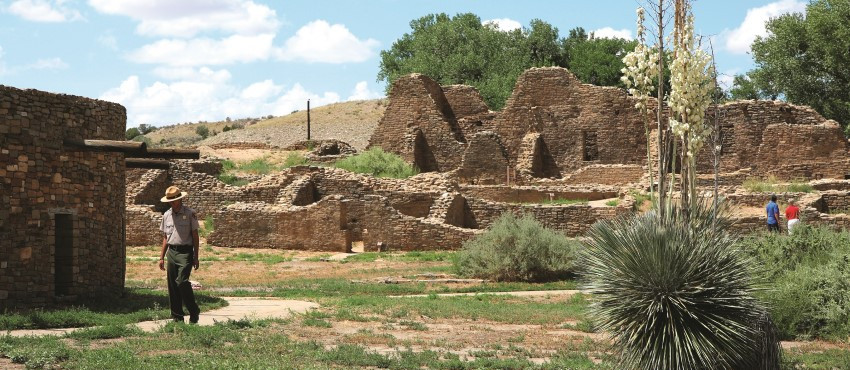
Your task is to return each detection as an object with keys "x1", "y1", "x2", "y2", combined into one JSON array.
[{"x1": 0, "y1": 0, "x2": 807, "y2": 127}]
